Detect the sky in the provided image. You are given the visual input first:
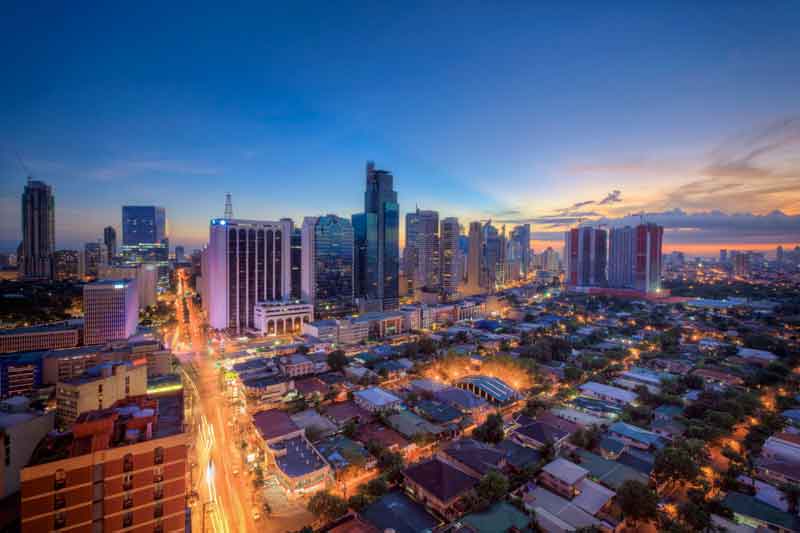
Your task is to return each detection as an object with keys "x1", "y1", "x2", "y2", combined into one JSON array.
[{"x1": 1, "y1": 2, "x2": 799, "y2": 257}]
